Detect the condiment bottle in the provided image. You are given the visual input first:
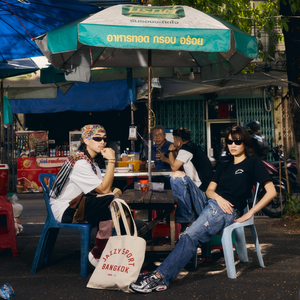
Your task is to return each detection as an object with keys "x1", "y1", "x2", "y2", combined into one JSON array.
[
  {"x1": 121, "y1": 150, "x2": 128, "y2": 161},
  {"x1": 128, "y1": 154, "x2": 134, "y2": 161},
  {"x1": 140, "y1": 180, "x2": 149, "y2": 191}
]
